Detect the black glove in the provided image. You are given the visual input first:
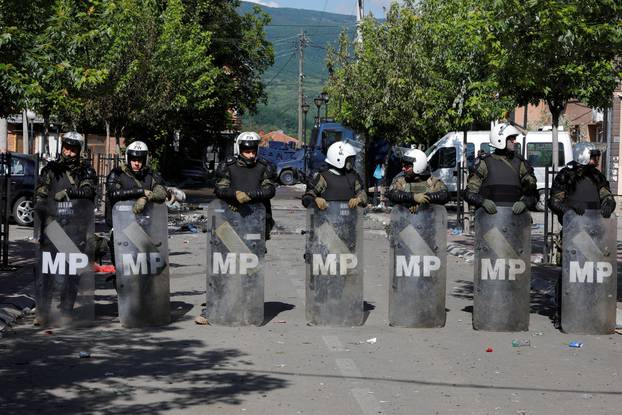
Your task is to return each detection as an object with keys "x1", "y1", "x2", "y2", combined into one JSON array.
[{"x1": 601, "y1": 199, "x2": 615, "y2": 218}]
